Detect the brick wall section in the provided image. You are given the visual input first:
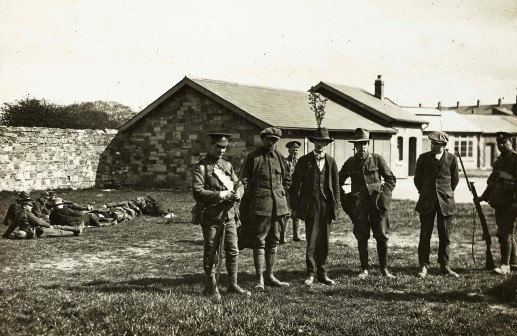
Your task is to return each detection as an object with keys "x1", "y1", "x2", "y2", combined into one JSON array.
[
  {"x1": 0, "y1": 126, "x2": 117, "y2": 191},
  {"x1": 96, "y1": 86, "x2": 263, "y2": 189}
]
